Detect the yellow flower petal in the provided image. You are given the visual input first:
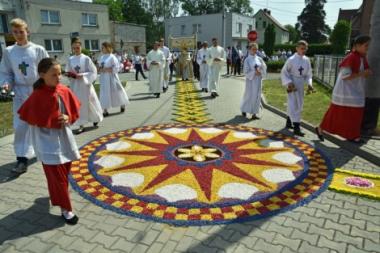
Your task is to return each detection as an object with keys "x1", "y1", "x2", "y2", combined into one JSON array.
[
  {"x1": 178, "y1": 153, "x2": 194, "y2": 158},
  {"x1": 205, "y1": 153, "x2": 220, "y2": 158},
  {"x1": 194, "y1": 154, "x2": 206, "y2": 162}
]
